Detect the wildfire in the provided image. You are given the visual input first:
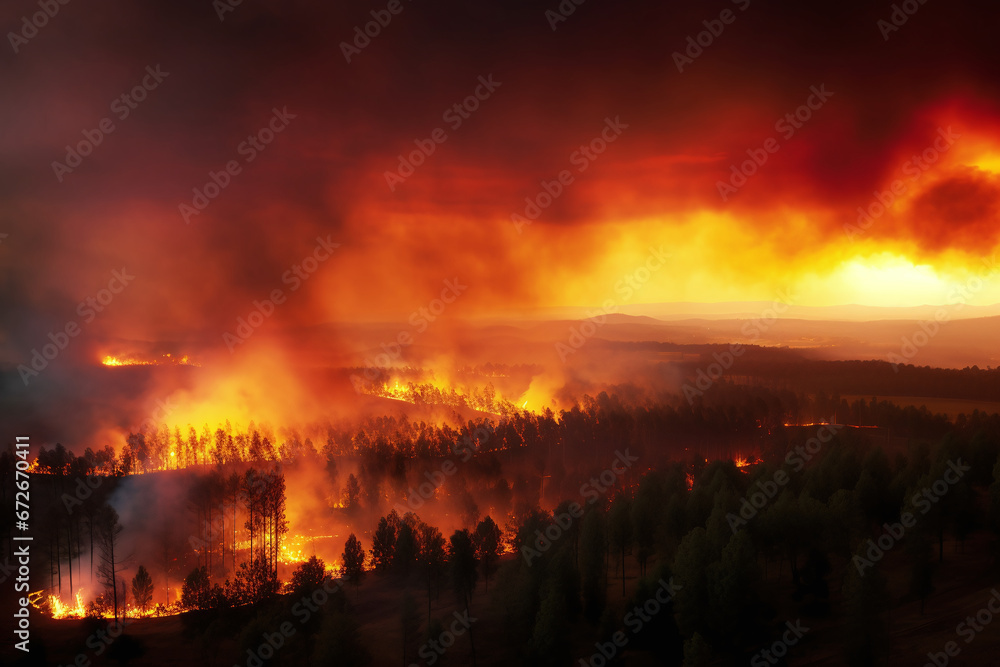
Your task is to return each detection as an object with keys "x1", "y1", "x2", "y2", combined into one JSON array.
[
  {"x1": 278, "y1": 533, "x2": 341, "y2": 565},
  {"x1": 101, "y1": 353, "x2": 198, "y2": 367},
  {"x1": 735, "y1": 455, "x2": 763, "y2": 470},
  {"x1": 48, "y1": 590, "x2": 86, "y2": 619},
  {"x1": 280, "y1": 543, "x2": 308, "y2": 564},
  {"x1": 37, "y1": 588, "x2": 183, "y2": 620},
  {"x1": 359, "y1": 369, "x2": 547, "y2": 417}
]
